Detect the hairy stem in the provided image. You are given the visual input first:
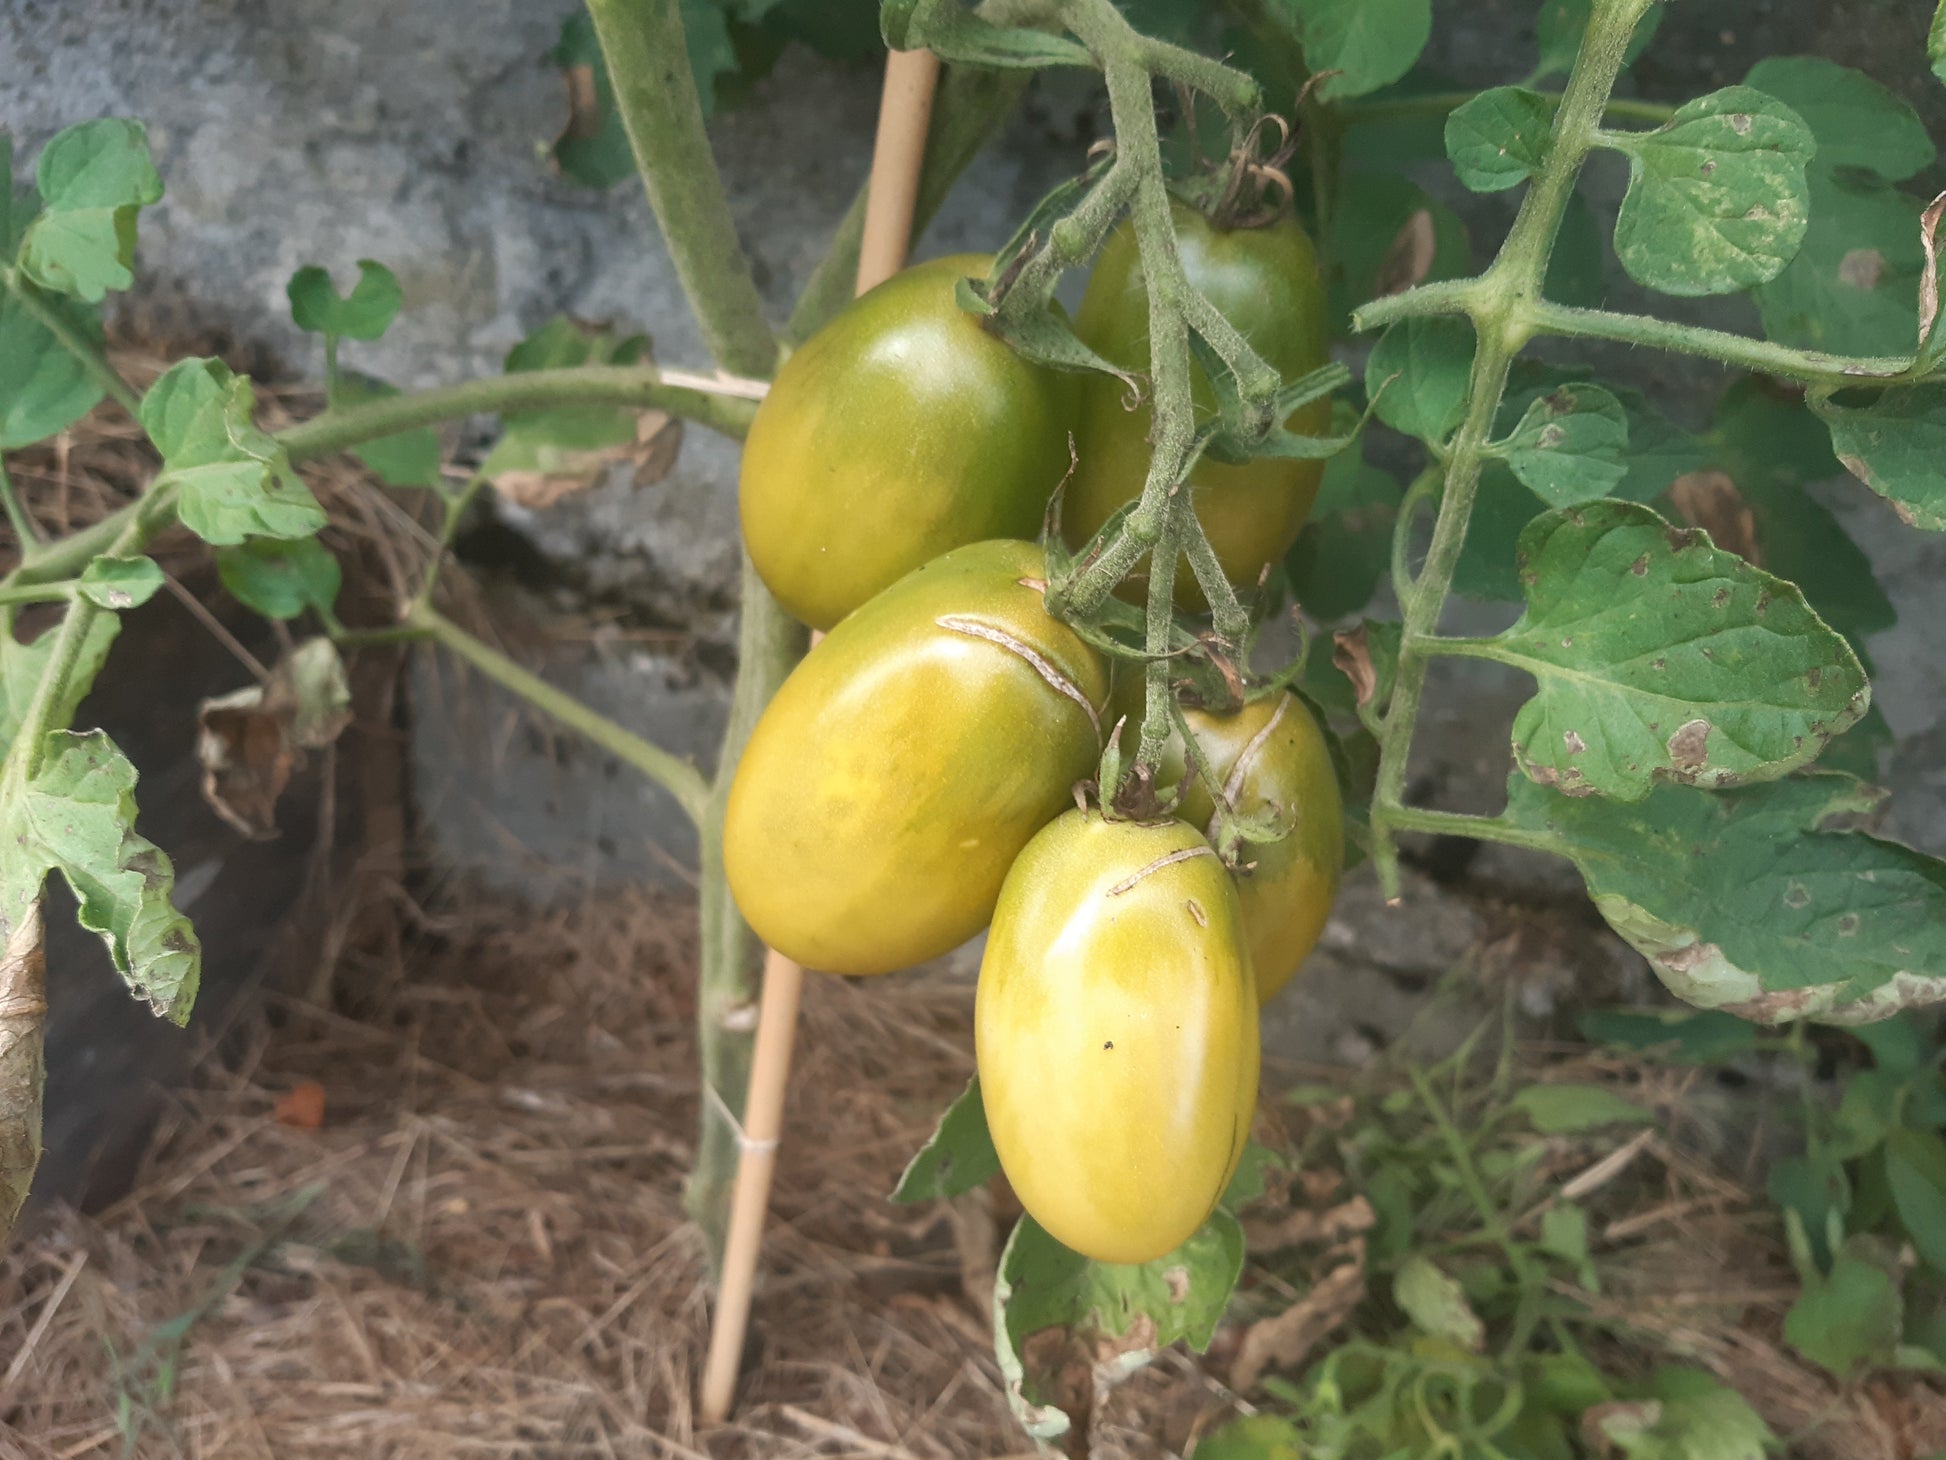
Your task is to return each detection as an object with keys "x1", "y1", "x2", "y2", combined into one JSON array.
[
  {"x1": 585, "y1": 0, "x2": 778, "y2": 379},
  {"x1": 0, "y1": 270, "x2": 145, "y2": 419},
  {"x1": 688, "y1": 552, "x2": 808, "y2": 1266},
  {"x1": 406, "y1": 603, "x2": 711, "y2": 825},
  {"x1": 1382, "y1": 802, "x2": 1564, "y2": 857},
  {"x1": 1366, "y1": 0, "x2": 1653, "y2": 900}
]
